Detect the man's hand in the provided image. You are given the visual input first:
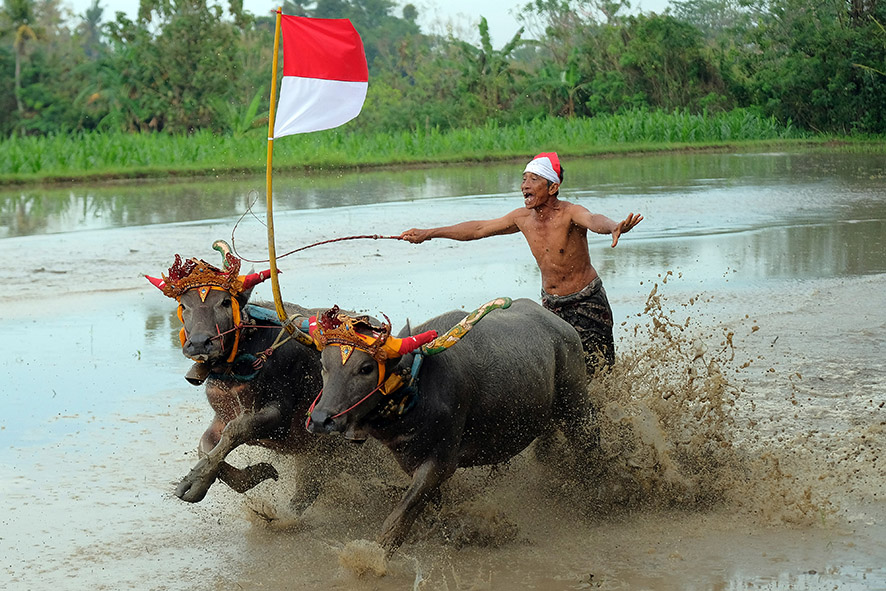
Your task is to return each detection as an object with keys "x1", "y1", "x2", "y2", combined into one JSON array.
[
  {"x1": 399, "y1": 228, "x2": 431, "y2": 244},
  {"x1": 611, "y1": 213, "x2": 643, "y2": 247}
]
